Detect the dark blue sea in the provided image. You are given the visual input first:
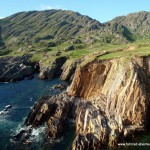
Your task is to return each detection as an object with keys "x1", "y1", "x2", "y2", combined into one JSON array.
[{"x1": 0, "y1": 75, "x2": 75, "y2": 150}]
